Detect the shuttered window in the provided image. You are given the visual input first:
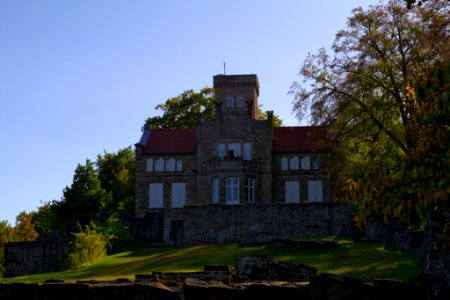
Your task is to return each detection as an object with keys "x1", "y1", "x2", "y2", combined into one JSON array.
[
  {"x1": 149, "y1": 183, "x2": 164, "y2": 208},
  {"x1": 285, "y1": 181, "x2": 300, "y2": 203},
  {"x1": 171, "y1": 183, "x2": 186, "y2": 208},
  {"x1": 308, "y1": 180, "x2": 323, "y2": 202}
]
